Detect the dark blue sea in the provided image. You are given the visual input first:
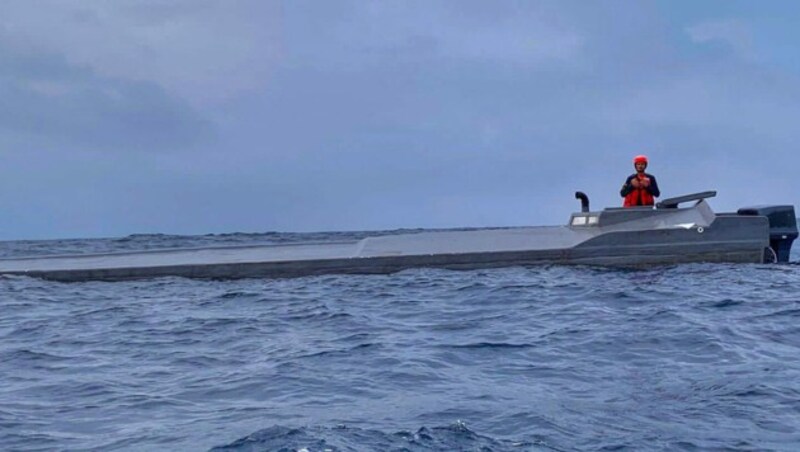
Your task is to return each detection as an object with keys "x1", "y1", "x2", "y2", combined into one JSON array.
[{"x1": 2, "y1": 231, "x2": 799, "y2": 451}]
